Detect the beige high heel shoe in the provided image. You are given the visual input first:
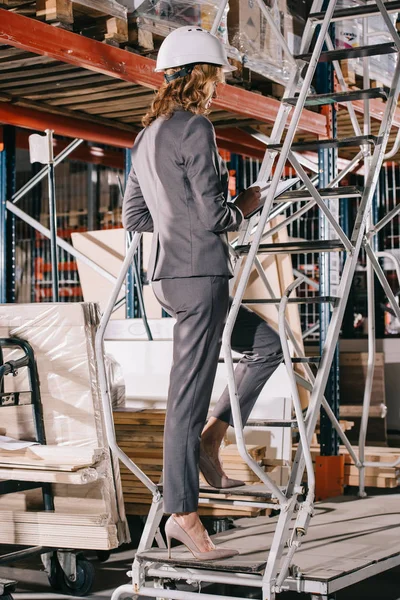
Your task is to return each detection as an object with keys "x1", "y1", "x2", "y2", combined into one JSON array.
[
  {"x1": 165, "y1": 516, "x2": 239, "y2": 561},
  {"x1": 199, "y1": 446, "x2": 245, "y2": 489}
]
